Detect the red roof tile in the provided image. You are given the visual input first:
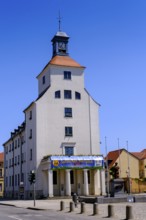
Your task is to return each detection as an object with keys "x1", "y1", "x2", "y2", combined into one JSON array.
[
  {"x1": 49, "y1": 55, "x2": 84, "y2": 68},
  {"x1": 0, "y1": 152, "x2": 4, "y2": 162},
  {"x1": 131, "y1": 149, "x2": 146, "y2": 160}
]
